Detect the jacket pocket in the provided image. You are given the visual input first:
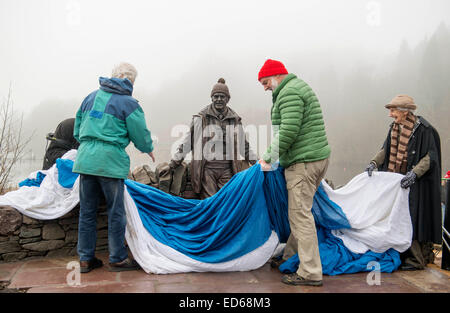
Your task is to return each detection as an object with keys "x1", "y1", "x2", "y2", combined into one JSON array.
[
  {"x1": 284, "y1": 163, "x2": 305, "y2": 190},
  {"x1": 285, "y1": 163, "x2": 306, "y2": 190}
]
